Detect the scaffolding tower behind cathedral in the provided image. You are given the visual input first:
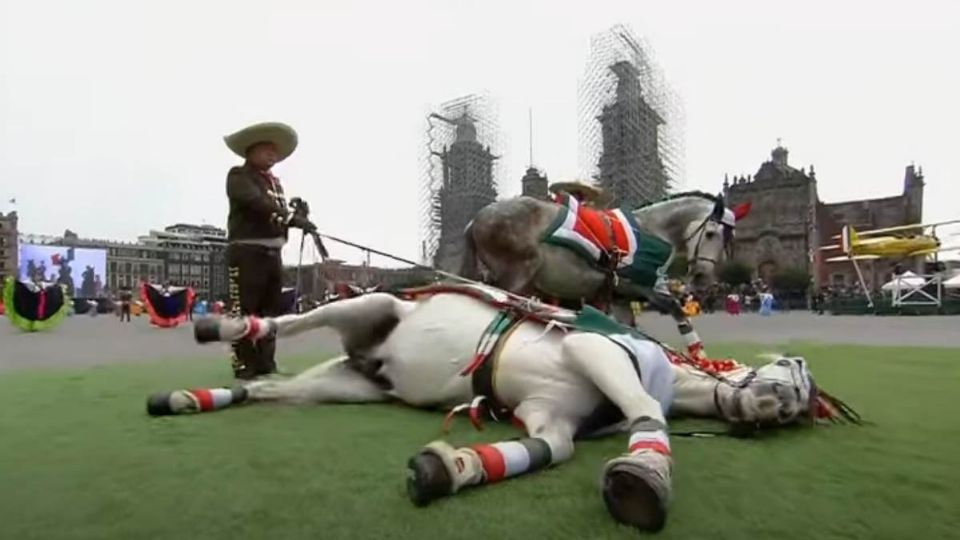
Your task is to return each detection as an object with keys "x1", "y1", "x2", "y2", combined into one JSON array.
[
  {"x1": 419, "y1": 93, "x2": 502, "y2": 271},
  {"x1": 577, "y1": 24, "x2": 685, "y2": 209}
]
